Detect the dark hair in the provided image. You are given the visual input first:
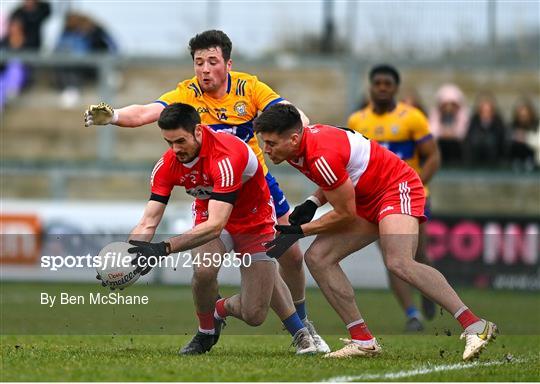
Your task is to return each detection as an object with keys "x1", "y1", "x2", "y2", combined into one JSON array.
[
  {"x1": 254, "y1": 104, "x2": 302, "y2": 134},
  {"x1": 369, "y1": 64, "x2": 400, "y2": 85},
  {"x1": 512, "y1": 96, "x2": 539, "y2": 130},
  {"x1": 189, "y1": 30, "x2": 232, "y2": 62},
  {"x1": 158, "y1": 103, "x2": 201, "y2": 133}
]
